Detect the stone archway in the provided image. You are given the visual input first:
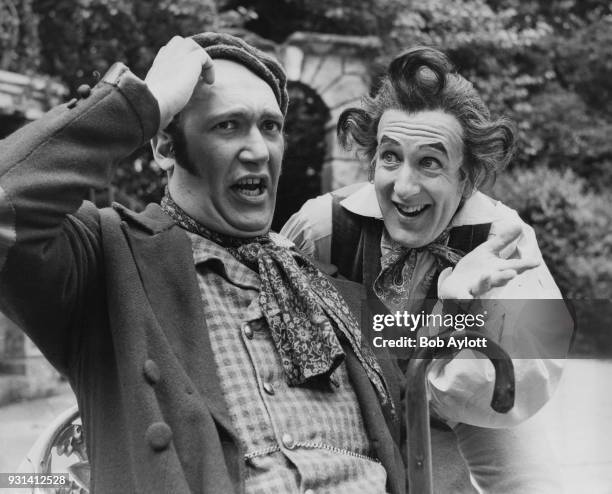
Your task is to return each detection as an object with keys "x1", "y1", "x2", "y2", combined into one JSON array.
[
  {"x1": 272, "y1": 80, "x2": 330, "y2": 231},
  {"x1": 281, "y1": 32, "x2": 380, "y2": 192}
]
